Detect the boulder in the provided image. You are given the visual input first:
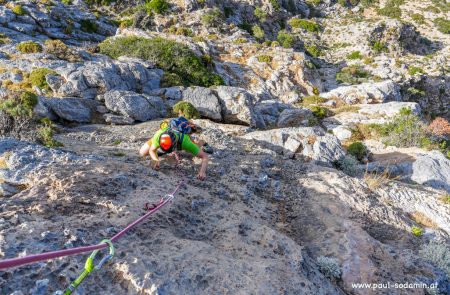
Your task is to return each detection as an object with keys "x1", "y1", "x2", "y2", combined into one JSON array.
[
  {"x1": 182, "y1": 87, "x2": 222, "y2": 121},
  {"x1": 411, "y1": 151, "x2": 450, "y2": 192},
  {"x1": 104, "y1": 90, "x2": 166, "y2": 122},
  {"x1": 254, "y1": 100, "x2": 291, "y2": 128},
  {"x1": 45, "y1": 98, "x2": 99, "y2": 123},
  {"x1": 103, "y1": 114, "x2": 135, "y2": 125},
  {"x1": 0, "y1": 7, "x2": 16, "y2": 24},
  {"x1": 321, "y1": 80, "x2": 401, "y2": 104},
  {"x1": 277, "y1": 108, "x2": 313, "y2": 128},
  {"x1": 312, "y1": 134, "x2": 346, "y2": 167},
  {"x1": 215, "y1": 86, "x2": 257, "y2": 126},
  {"x1": 358, "y1": 102, "x2": 421, "y2": 118}
]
